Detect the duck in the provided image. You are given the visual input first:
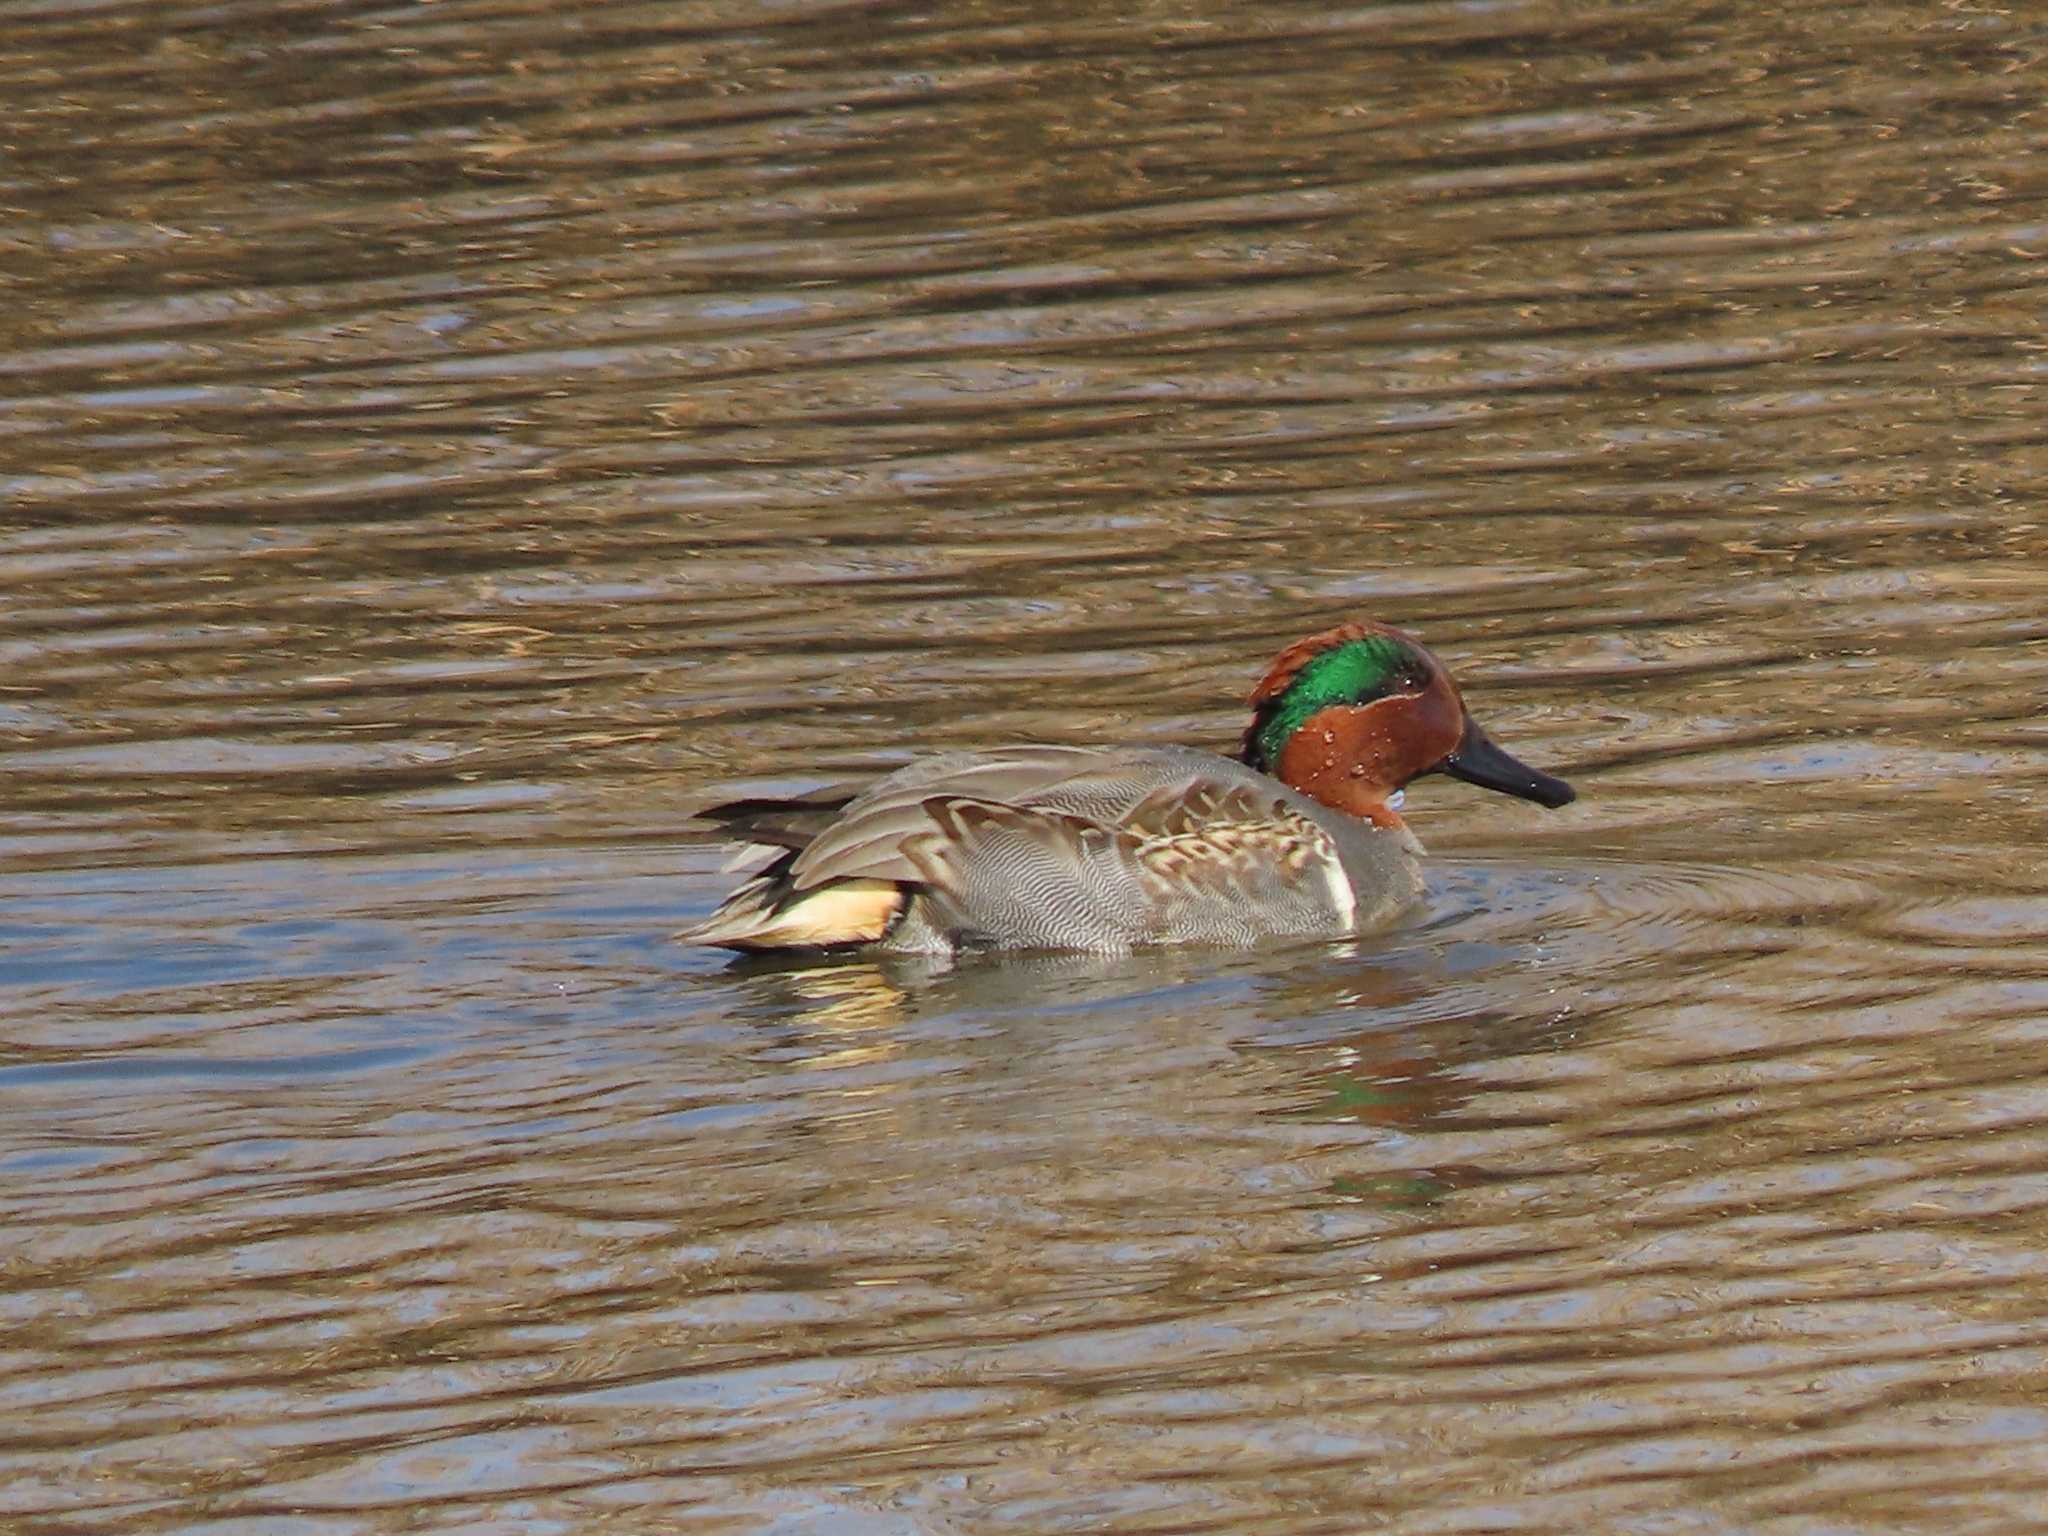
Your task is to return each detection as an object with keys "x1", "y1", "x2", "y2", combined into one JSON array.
[{"x1": 680, "y1": 620, "x2": 1574, "y2": 955}]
